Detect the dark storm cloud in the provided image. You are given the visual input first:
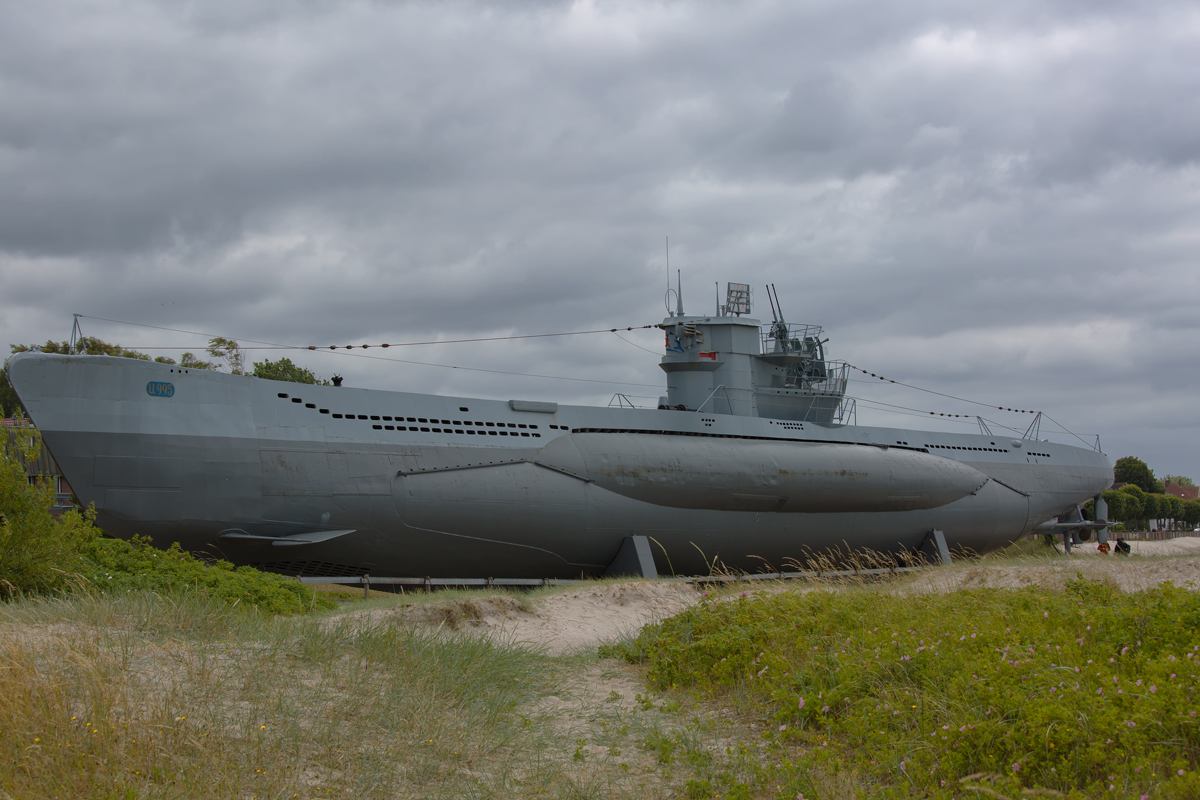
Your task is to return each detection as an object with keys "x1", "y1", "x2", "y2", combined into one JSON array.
[{"x1": 2, "y1": 0, "x2": 1199, "y2": 475}]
